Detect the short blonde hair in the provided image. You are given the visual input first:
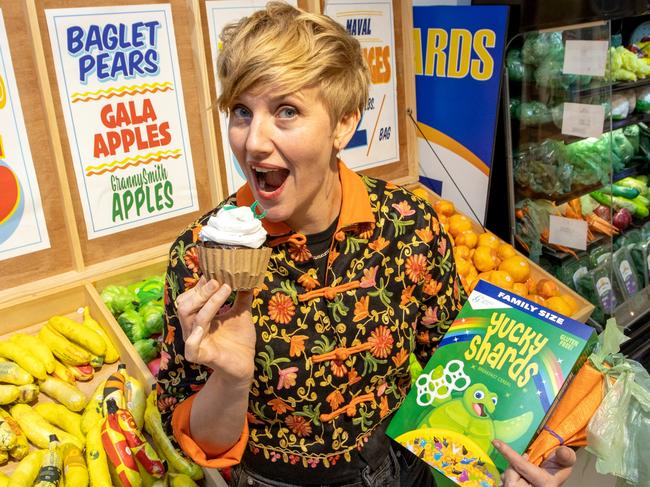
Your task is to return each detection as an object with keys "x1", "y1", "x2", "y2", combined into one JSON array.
[{"x1": 217, "y1": 1, "x2": 370, "y2": 125}]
